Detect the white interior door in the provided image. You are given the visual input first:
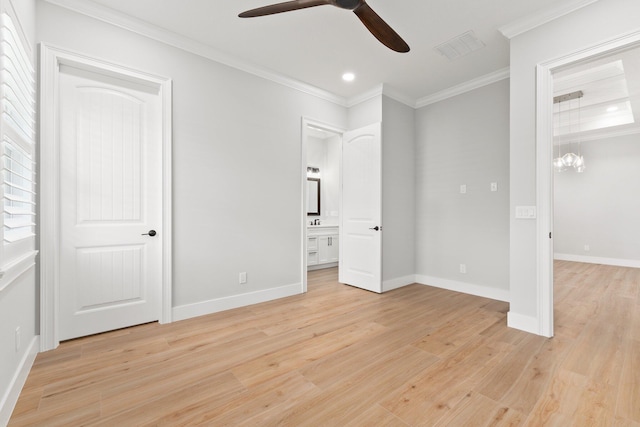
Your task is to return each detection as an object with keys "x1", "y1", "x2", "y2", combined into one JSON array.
[
  {"x1": 339, "y1": 123, "x2": 382, "y2": 293},
  {"x1": 58, "y1": 64, "x2": 163, "y2": 341}
]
